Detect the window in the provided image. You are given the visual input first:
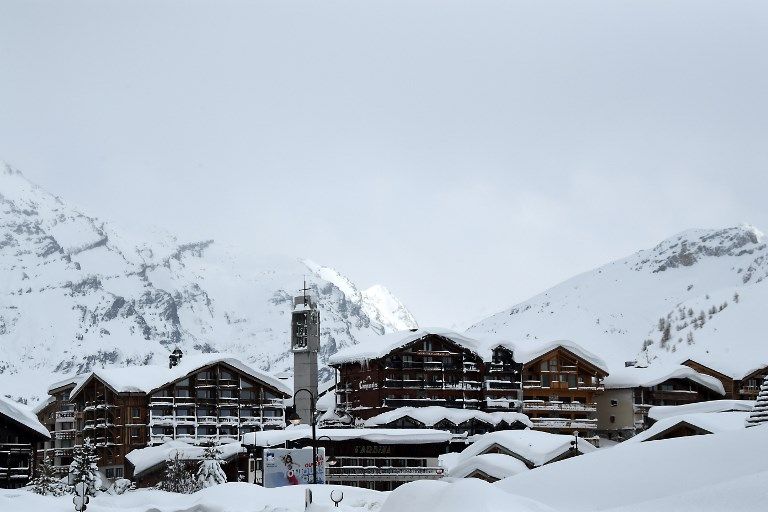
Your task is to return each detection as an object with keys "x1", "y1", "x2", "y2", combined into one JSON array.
[
  {"x1": 131, "y1": 408, "x2": 141, "y2": 419},
  {"x1": 196, "y1": 389, "x2": 213, "y2": 399},
  {"x1": 175, "y1": 378, "x2": 190, "y2": 387},
  {"x1": 220, "y1": 389, "x2": 235, "y2": 399},
  {"x1": 610, "y1": 399, "x2": 619, "y2": 407},
  {"x1": 220, "y1": 408, "x2": 236, "y2": 417},
  {"x1": 130, "y1": 427, "x2": 141, "y2": 440},
  {"x1": 610, "y1": 415, "x2": 616, "y2": 424},
  {"x1": 220, "y1": 370, "x2": 235, "y2": 380},
  {"x1": 541, "y1": 374, "x2": 550, "y2": 387},
  {"x1": 175, "y1": 388, "x2": 190, "y2": 398},
  {"x1": 176, "y1": 408, "x2": 191, "y2": 417},
  {"x1": 60, "y1": 421, "x2": 74, "y2": 430},
  {"x1": 241, "y1": 390, "x2": 257, "y2": 401}
]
